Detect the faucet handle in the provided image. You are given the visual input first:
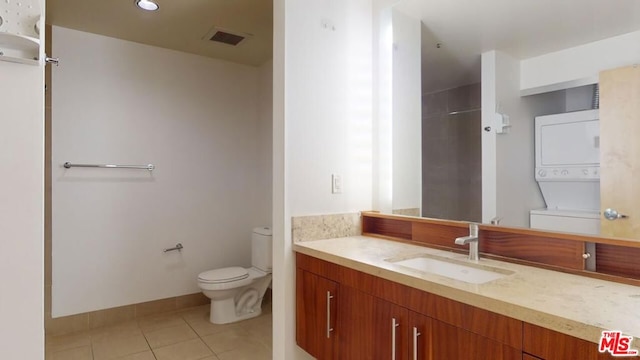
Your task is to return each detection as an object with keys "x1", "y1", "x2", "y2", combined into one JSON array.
[{"x1": 469, "y1": 223, "x2": 479, "y2": 237}]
